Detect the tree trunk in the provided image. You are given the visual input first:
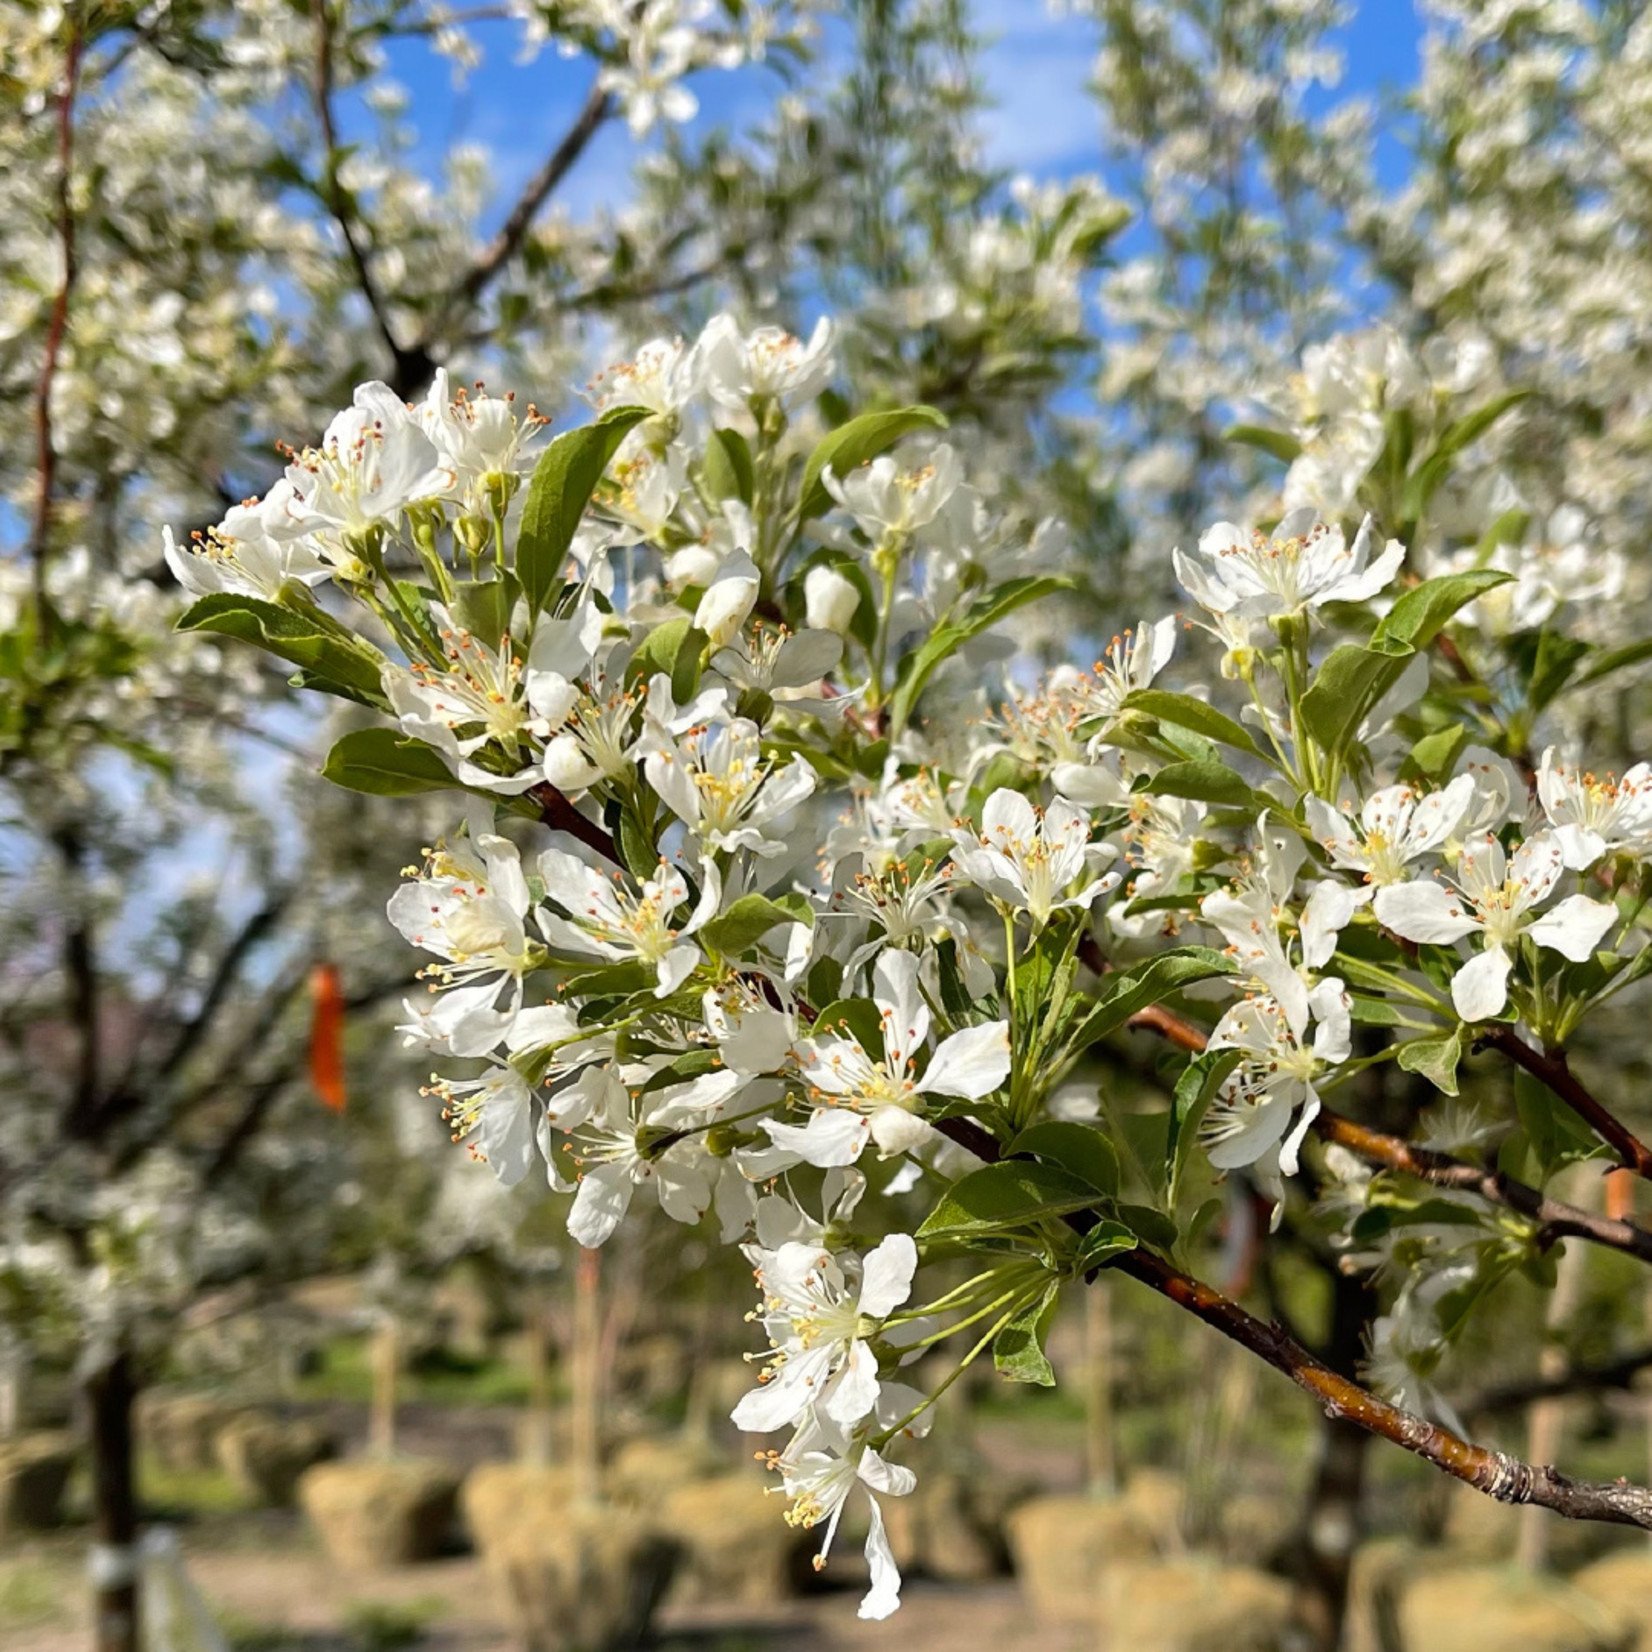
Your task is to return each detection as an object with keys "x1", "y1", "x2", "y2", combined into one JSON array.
[
  {"x1": 1295, "y1": 1270, "x2": 1376, "y2": 1652},
  {"x1": 570, "y1": 1247, "x2": 602, "y2": 1503},
  {"x1": 85, "y1": 1349, "x2": 140, "y2": 1652},
  {"x1": 1084, "y1": 1282, "x2": 1117, "y2": 1496},
  {"x1": 522, "y1": 1286, "x2": 555, "y2": 1467},
  {"x1": 368, "y1": 1313, "x2": 398, "y2": 1460},
  {"x1": 1518, "y1": 1178, "x2": 1591, "y2": 1571}
]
